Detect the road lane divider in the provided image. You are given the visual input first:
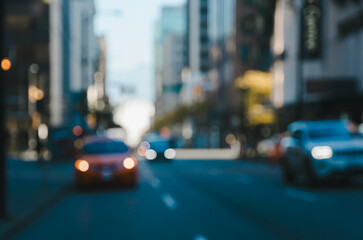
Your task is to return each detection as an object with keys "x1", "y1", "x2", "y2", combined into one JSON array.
[
  {"x1": 150, "y1": 178, "x2": 161, "y2": 189},
  {"x1": 161, "y1": 193, "x2": 178, "y2": 210},
  {"x1": 284, "y1": 188, "x2": 317, "y2": 203},
  {"x1": 138, "y1": 161, "x2": 154, "y2": 180}
]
